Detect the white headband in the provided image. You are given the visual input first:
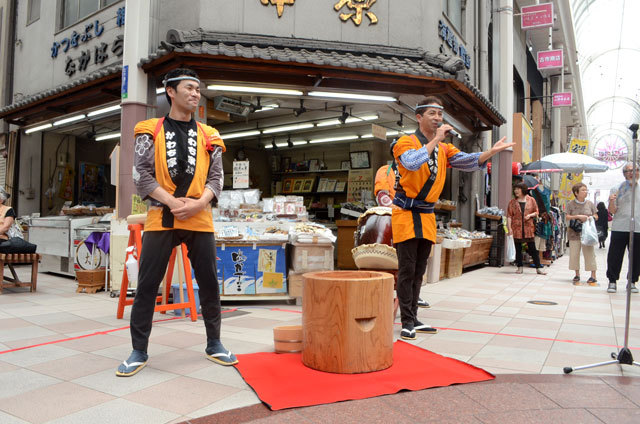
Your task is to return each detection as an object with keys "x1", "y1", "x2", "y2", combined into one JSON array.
[
  {"x1": 415, "y1": 104, "x2": 443, "y2": 110},
  {"x1": 163, "y1": 76, "x2": 201, "y2": 87}
]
